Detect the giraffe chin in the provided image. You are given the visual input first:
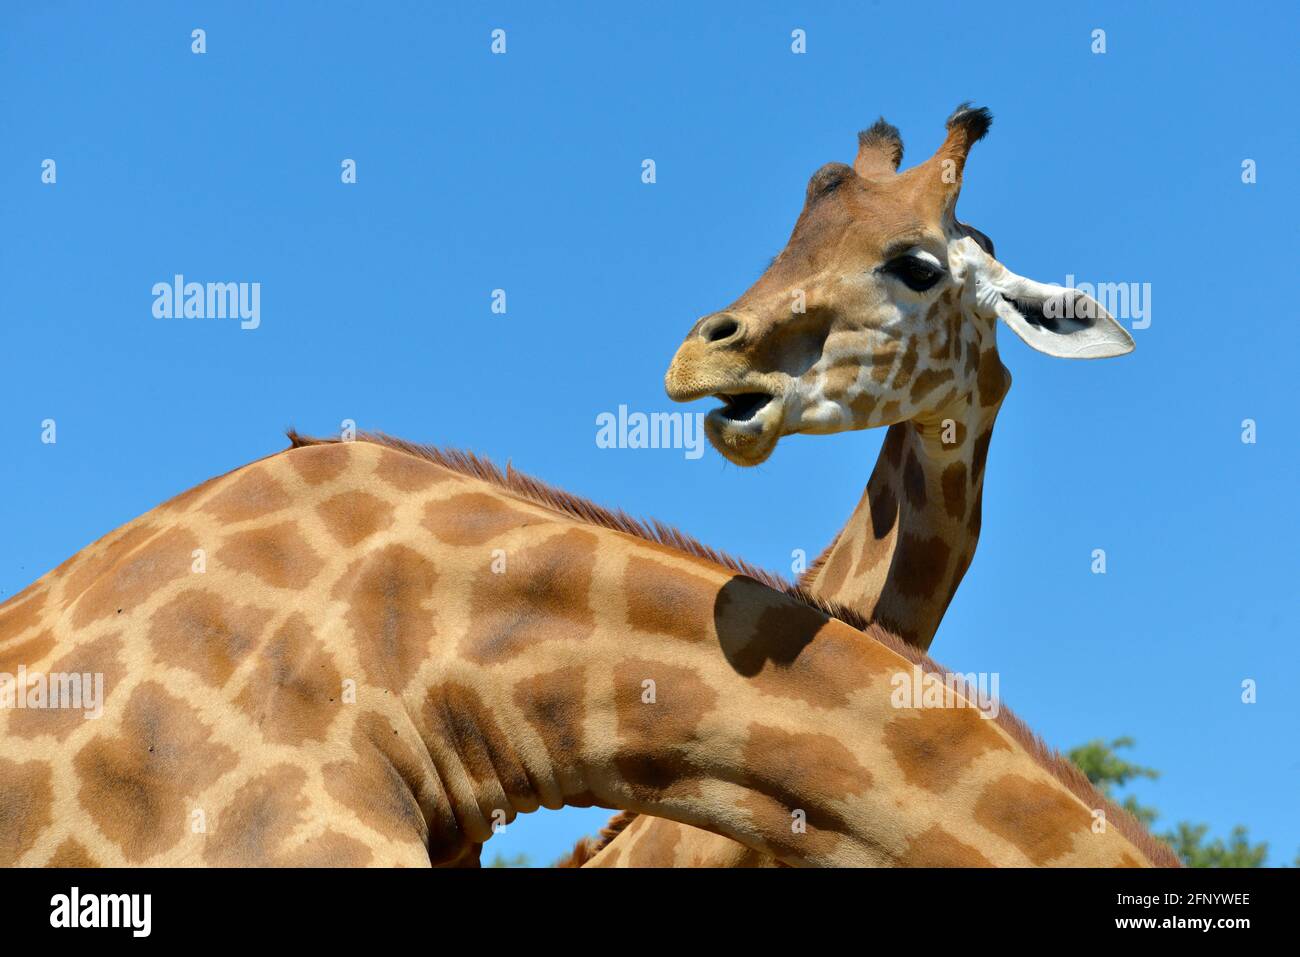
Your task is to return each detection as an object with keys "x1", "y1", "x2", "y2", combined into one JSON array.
[{"x1": 703, "y1": 395, "x2": 784, "y2": 466}]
